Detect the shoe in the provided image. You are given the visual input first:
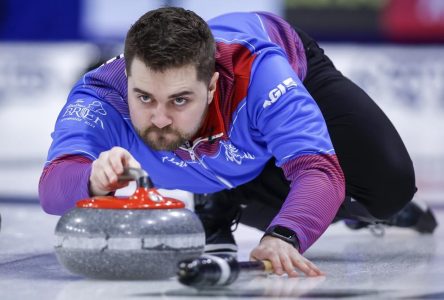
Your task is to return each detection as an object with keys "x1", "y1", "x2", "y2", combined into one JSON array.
[
  {"x1": 194, "y1": 193, "x2": 241, "y2": 257},
  {"x1": 344, "y1": 219, "x2": 386, "y2": 237},
  {"x1": 345, "y1": 199, "x2": 438, "y2": 235},
  {"x1": 203, "y1": 226, "x2": 238, "y2": 256},
  {"x1": 386, "y1": 199, "x2": 438, "y2": 233}
]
